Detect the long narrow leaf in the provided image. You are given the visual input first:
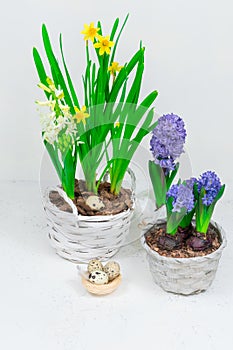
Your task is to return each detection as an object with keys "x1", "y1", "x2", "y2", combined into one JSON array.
[
  {"x1": 42, "y1": 24, "x2": 75, "y2": 114},
  {"x1": 59, "y1": 34, "x2": 80, "y2": 108},
  {"x1": 33, "y1": 47, "x2": 49, "y2": 98},
  {"x1": 149, "y1": 160, "x2": 167, "y2": 208},
  {"x1": 129, "y1": 108, "x2": 154, "y2": 147},
  {"x1": 110, "y1": 18, "x2": 119, "y2": 41},
  {"x1": 108, "y1": 48, "x2": 143, "y2": 103},
  {"x1": 110, "y1": 14, "x2": 129, "y2": 64}
]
